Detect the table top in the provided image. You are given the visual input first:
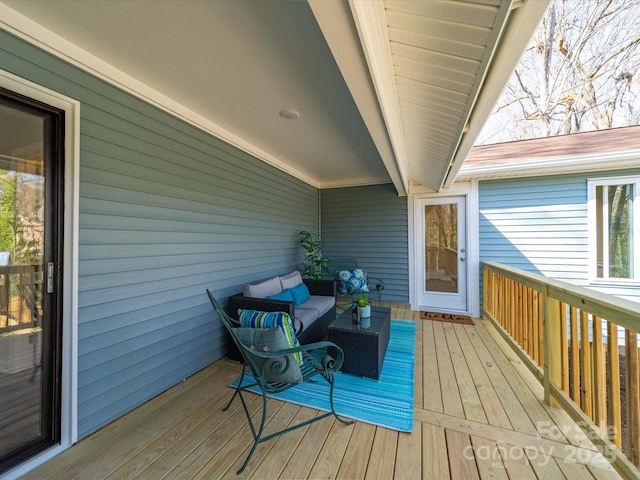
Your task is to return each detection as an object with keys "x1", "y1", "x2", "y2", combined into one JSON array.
[{"x1": 330, "y1": 305, "x2": 391, "y2": 335}]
